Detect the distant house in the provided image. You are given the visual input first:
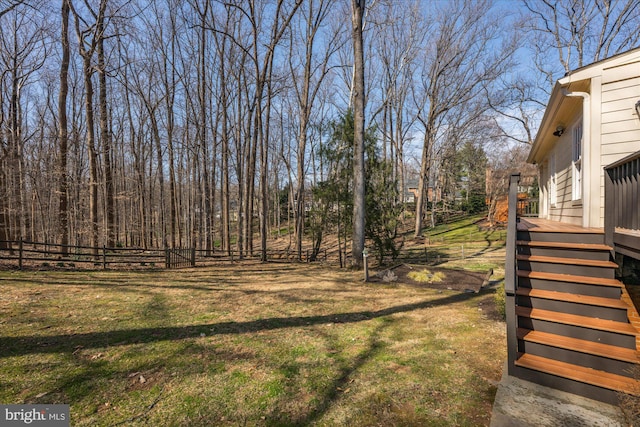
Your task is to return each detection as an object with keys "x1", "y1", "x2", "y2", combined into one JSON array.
[
  {"x1": 504, "y1": 47, "x2": 640, "y2": 404},
  {"x1": 404, "y1": 180, "x2": 419, "y2": 204},
  {"x1": 404, "y1": 181, "x2": 440, "y2": 206}
]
